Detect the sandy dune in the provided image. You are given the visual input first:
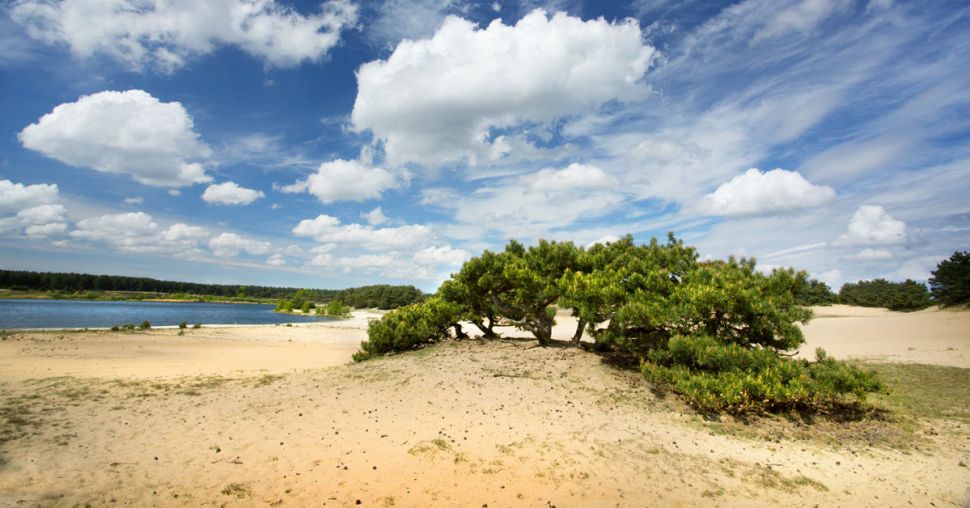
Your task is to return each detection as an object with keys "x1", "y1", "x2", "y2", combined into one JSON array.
[{"x1": 0, "y1": 306, "x2": 968, "y2": 506}]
